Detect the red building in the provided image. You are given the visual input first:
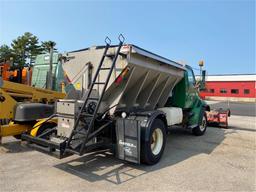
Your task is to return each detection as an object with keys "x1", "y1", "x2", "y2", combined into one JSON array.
[{"x1": 200, "y1": 74, "x2": 256, "y2": 102}]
